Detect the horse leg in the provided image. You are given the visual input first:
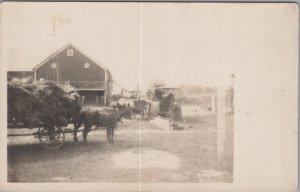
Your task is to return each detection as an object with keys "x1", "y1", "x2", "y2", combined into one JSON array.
[
  {"x1": 73, "y1": 123, "x2": 80, "y2": 141},
  {"x1": 111, "y1": 125, "x2": 115, "y2": 144},
  {"x1": 106, "y1": 127, "x2": 112, "y2": 143},
  {"x1": 73, "y1": 113, "x2": 84, "y2": 141},
  {"x1": 83, "y1": 124, "x2": 91, "y2": 146}
]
